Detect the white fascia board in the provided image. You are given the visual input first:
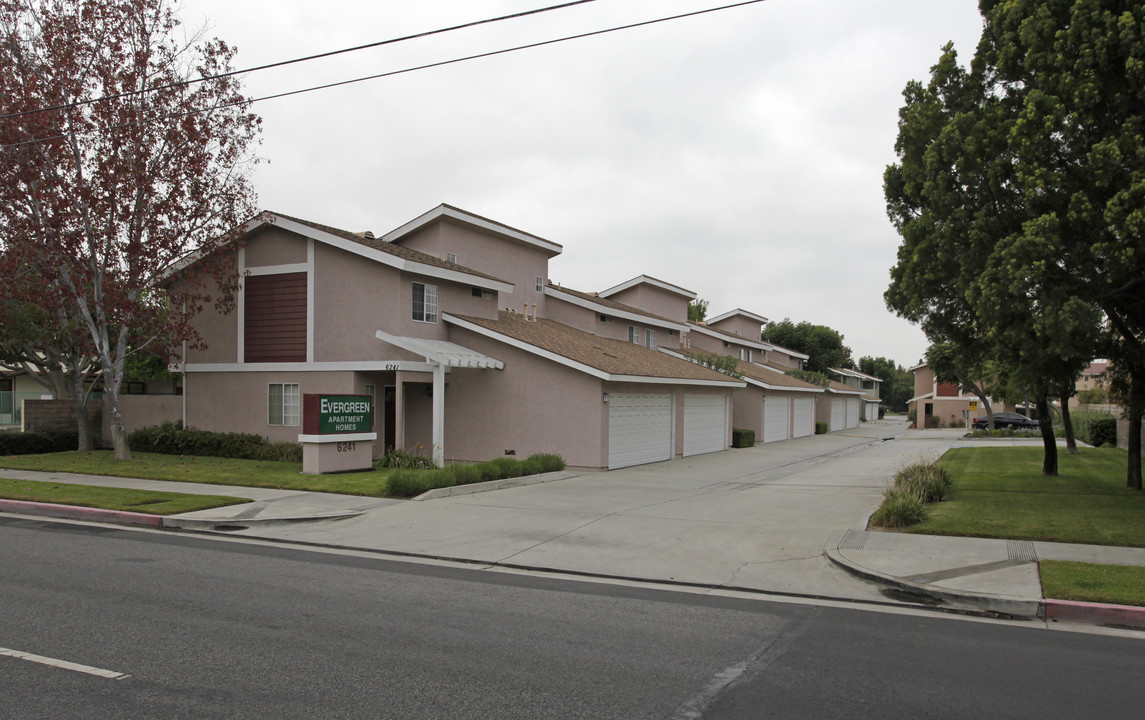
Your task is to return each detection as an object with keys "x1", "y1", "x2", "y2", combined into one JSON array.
[
  {"x1": 740, "y1": 375, "x2": 823, "y2": 393},
  {"x1": 545, "y1": 287, "x2": 688, "y2": 332},
  {"x1": 607, "y1": 375, "x2": 745, "y2": 388},
  {"x1": 833, "y1": 367, "x2": 880, "y2": 382},
  {"x1": 829, "y1": 386, "x2": 864, "y2": 396},
  {"x1": 908, "y1": 393, "x2": 935, "y2": 403},
  {"x1": 599, "y1": 275, "x2": 696, "y2": 300},
  {"x1": 686, "y1": 323, "x2": 771, "y2": 351},
  {"x1": 269, "y1": 215, "x2": 514, "y2": 294},
  {"x1": 381, "y1": 204, "x2": 563, "y2": 256},
  {"x1": 246, "y1": 262, "x2": 309, "y2": 276},
  {"x1": 766, "y1": 343, "x2": 809, "y2": 360},
  {"x1": 444, "y1": 314, "x2": 611, "y2": 380},
  {"x1": 183, "y1": 361, "x2": 440, "y2": 373},
  {"x1": 707, "y1": 308, "x2": 769, "y2": 326},
  {"x1": 908, "y1": 362, "x2": 927, "y2": 372}
]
